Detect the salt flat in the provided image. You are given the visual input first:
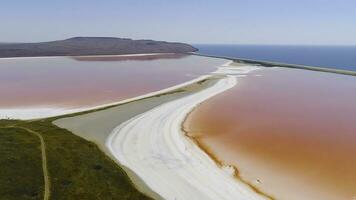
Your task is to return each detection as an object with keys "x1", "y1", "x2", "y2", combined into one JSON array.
[{"x1": 106, "y1": 64, "x2": 266, "y2": 200}]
